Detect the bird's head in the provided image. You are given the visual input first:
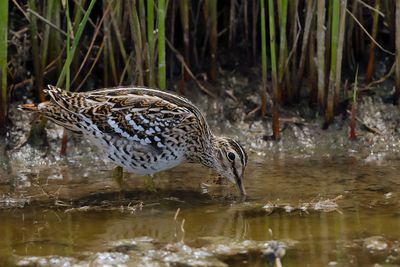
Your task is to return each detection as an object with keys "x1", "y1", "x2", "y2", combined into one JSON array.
[{"x1": 210, "y1": 137, "x2": 248, "y2": 198}]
